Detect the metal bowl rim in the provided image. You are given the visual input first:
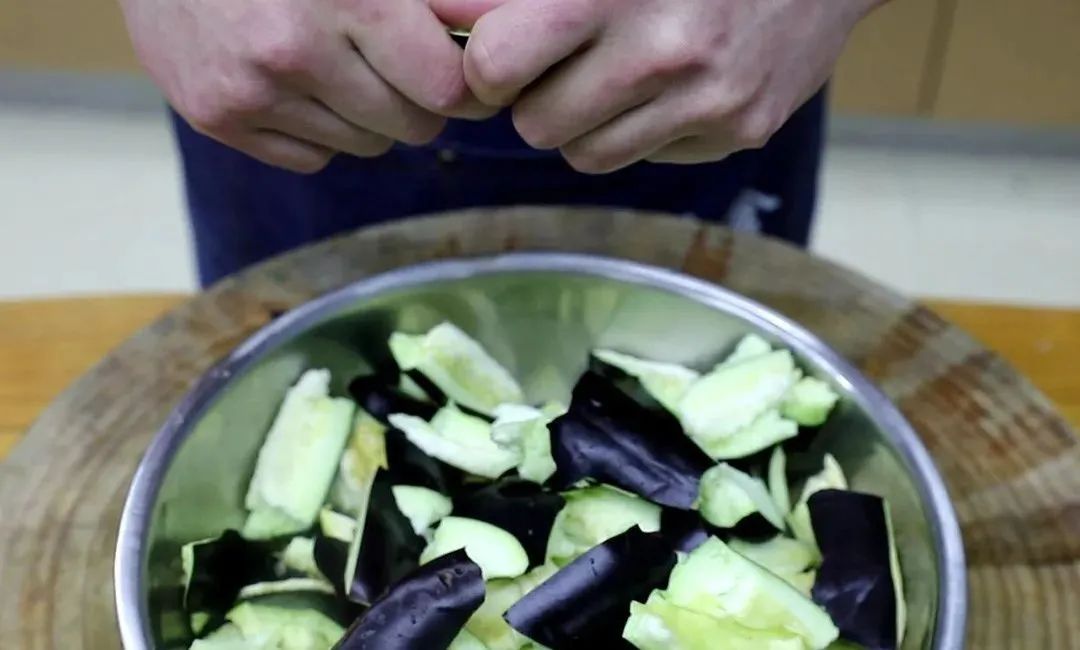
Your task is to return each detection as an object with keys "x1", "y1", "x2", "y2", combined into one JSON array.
[{"x1": 115, "y1": 251, "x2": 967, "y2": 649}]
